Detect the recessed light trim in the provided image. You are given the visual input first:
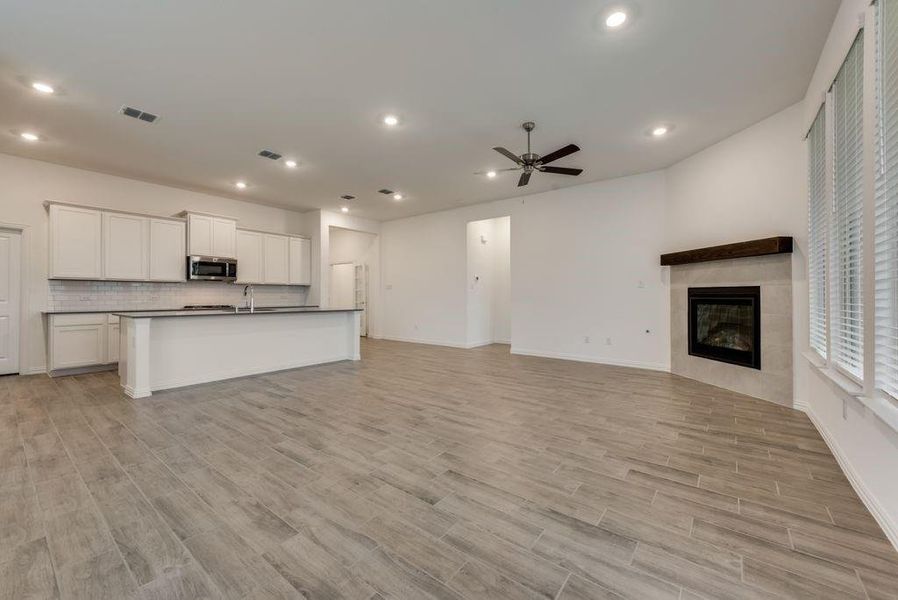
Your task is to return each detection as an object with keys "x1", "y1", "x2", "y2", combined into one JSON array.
[
  {"x1": 393, "y1": 193, "x2": 403, "y2": 201},
  {"x1": 383, "y1": 114, "x2": 399, "y2": 126},
  {"x1": 235, "y1": 181, "x2": 248, "y2": 189},
  {"x1": 652, "y1": 125, "x2": 670, "y2": 137},
  {"x1": 486, "y1": 171, "x2": 497, "y2": 179},
  {"x1": 605, "y1": 10, "x2": 628, "y2": 28},
  {"x1": 341, "y1": 206, "x2": 349, "y2": 213},
  {"x1": 20, "y1": 132, "x2": 40, "y2": 142},
  {"x1": 285, "y1": 160, "x2": 297, "y2": 168},
  {"x1": 32, "y1": 81, "x2": 55, "y2": 94}
]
